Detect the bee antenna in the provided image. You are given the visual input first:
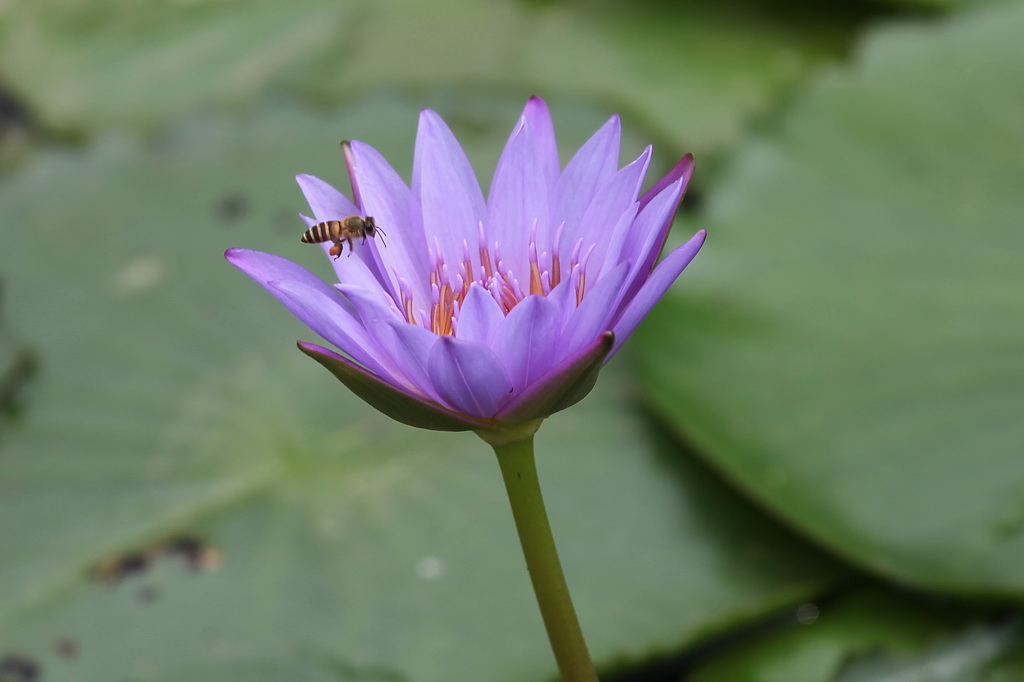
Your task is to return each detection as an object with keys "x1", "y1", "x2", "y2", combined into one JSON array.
[{"x1": 376, "y1": 231, "x2": 387, "y2": 249}]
